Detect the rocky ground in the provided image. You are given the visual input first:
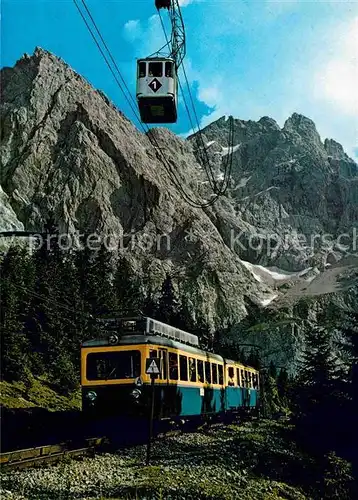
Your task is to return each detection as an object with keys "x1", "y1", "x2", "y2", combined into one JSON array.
[{"x1": 1, "y1": 420, "x2": 310, "y2": 500}]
